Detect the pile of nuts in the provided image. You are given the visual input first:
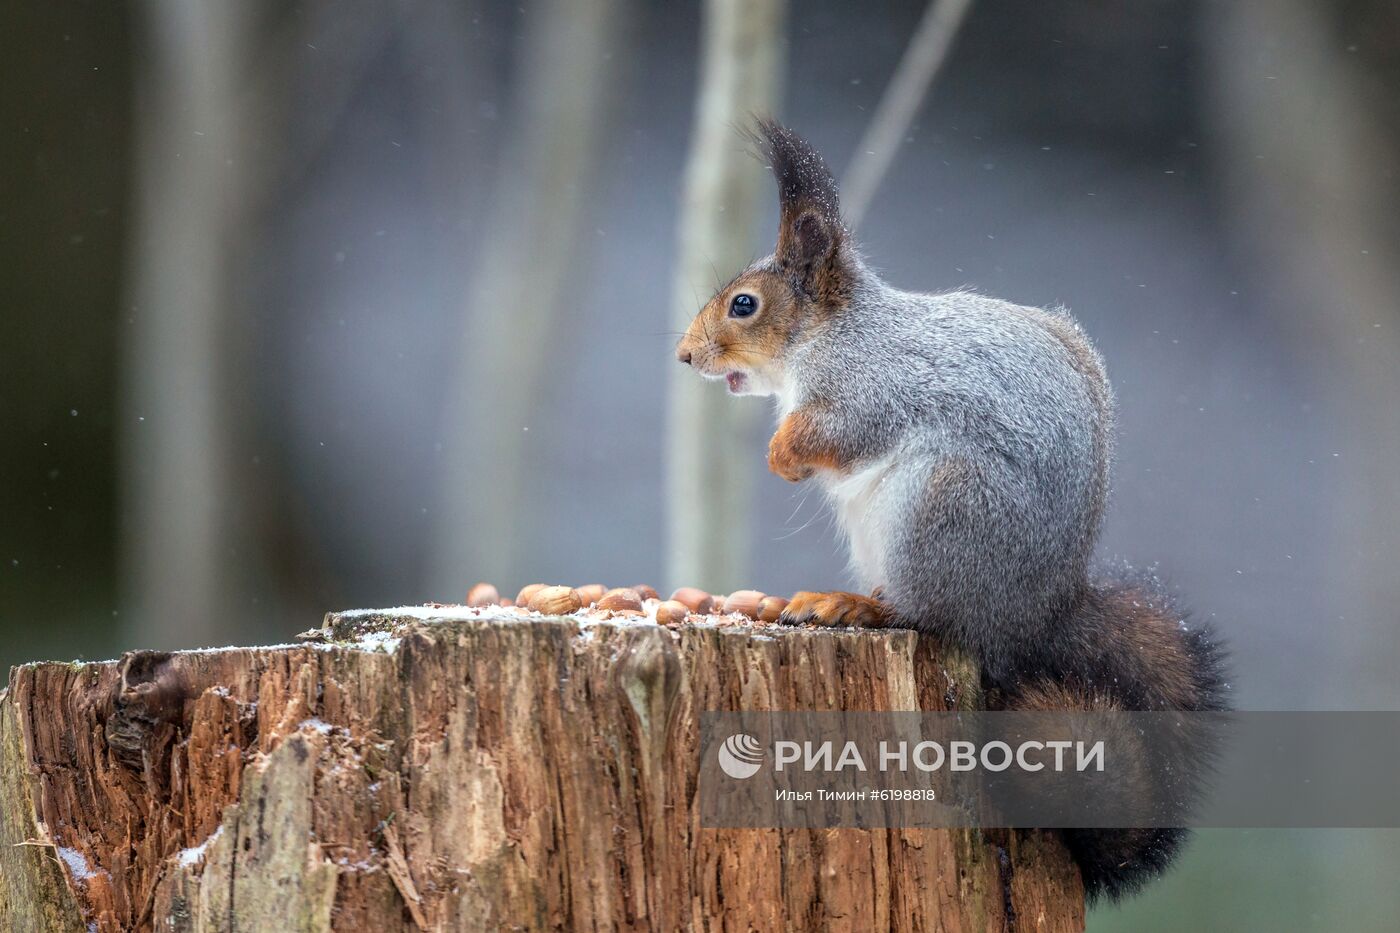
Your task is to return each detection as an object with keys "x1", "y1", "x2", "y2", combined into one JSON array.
[{"x1": 461, "y1": 581, "x2": 791, "y2": 627}]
